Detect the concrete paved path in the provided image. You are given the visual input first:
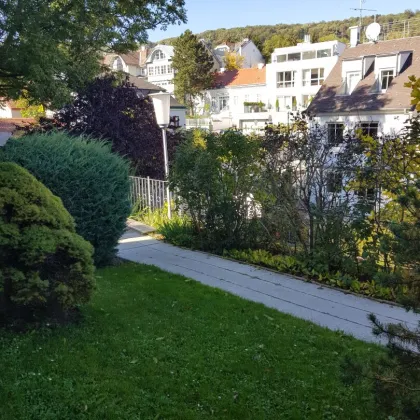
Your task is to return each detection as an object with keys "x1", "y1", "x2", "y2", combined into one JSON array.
[{"x1": 118, "y1": 229, "x2": 420, "y2": 344}]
